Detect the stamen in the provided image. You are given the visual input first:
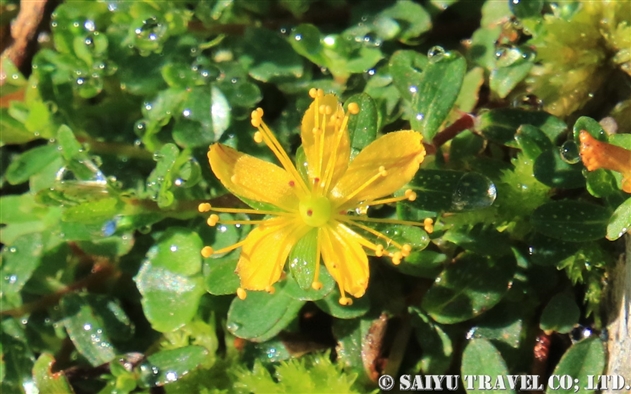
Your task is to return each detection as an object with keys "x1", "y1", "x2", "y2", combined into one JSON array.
[
  {"x1": 375, "y1": 244, "x2": 384, "y2": 257},
  {"x1": 201, "y1": 246, "x2": 213, "y2": 258},
  {"x1": 424, "y1": 218, "x2": 434, "y2": 234},
  {"x1": 334, "y1": 166, "x2": 387, "y2": 207},
  {"x1": 205, "y1": 204, "x2": 294, "y2": 217},
  {"x1": 339, "y1": 295, "x2": 353, "y2": 306},
  {"x1": 237, "y1": 288, "x2": 247, "y2": 300},
  {"x1": 347, "y1": 102, "x2": 360, "y2": 115},
  {"x1": 312, "y1": 229, "x2": 323, "y2": 290},
  {"x1": 365, "y1": 189, "x2": 417, "y2": 207},
  {"x1": 253, "y1": 131, "x2": 263, "y2": 143},
  {"x1": 250, "y1": 109, "x2": 309, "y2": 195},
  {"x1": 211, "y1": 239, "x2": 248, "y2": 255},
  {"x1": 207, "y1": 214, "x2": 220, "y2": 226},
  {"x1": 265, "y1": 286, "x2": 275, "y2": 294},
  {"x1": 402, "y1": 244, "x2": 412, "y2": 257},
  {"x1": 337, "y1": 217, "x2": 405, "y2": 251},
  {"x1": 334, "y1": 214, "x2": 426, "y2": 228},
  {"x1": 321, "y1": 107, "x2": 353, "y2": 194},
  {"x1": 198, "y1": 203, "x2": 211, "y2": 212},
  {"x1": 392, "y1": 251, "x2": 402, "y2": 265}
]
